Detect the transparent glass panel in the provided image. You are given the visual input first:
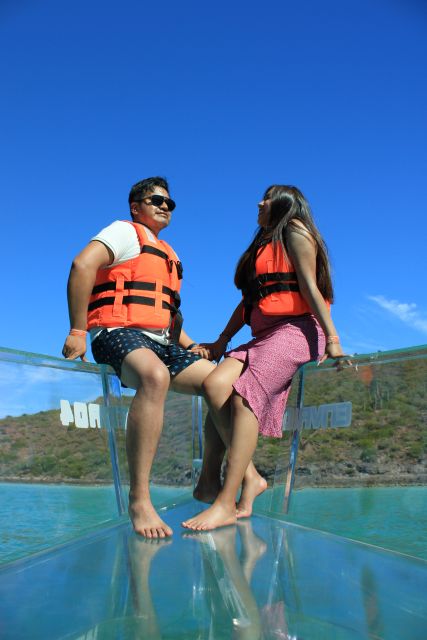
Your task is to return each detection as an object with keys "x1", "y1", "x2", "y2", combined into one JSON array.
[
  {"x1": 119, "y1": 388, "x2": 195, "y2": 507},
  {"x1": 284, "y1": 345, "x2": 427, "y2": 559},
  {"x1": 1, "y1": 504, "x2": 427, "y2": 640},
  {"x1": 0, "y1": 348, "x2": 126, "y2": 563},
  {"x1": 253, "y1": 372, "x2": 301, "y2": 513}
]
